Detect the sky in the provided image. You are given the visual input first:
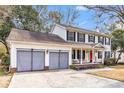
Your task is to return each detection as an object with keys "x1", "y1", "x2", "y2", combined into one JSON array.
[{"x1": 48, "y1": 5, "x2": 97, "y2": 31}]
